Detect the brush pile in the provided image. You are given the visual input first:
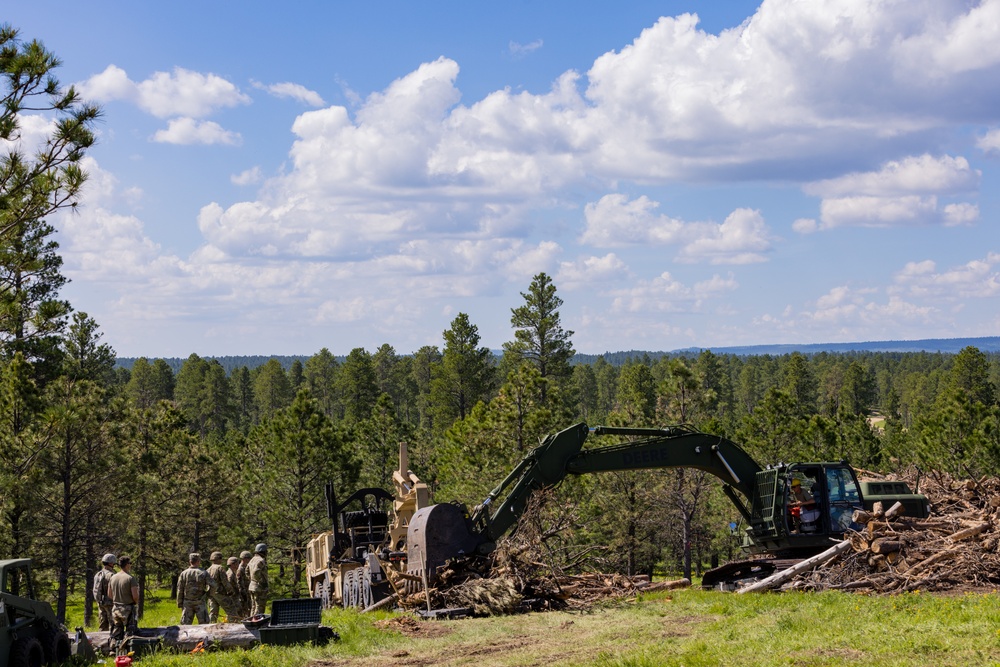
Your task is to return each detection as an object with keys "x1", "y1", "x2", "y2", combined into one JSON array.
[
  {"x1": 395, "y1": 491, "x2": 689, "y2": 615},
  {"x1": 785, "y1": 471, "x2": 1000, "y2": 593}
]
